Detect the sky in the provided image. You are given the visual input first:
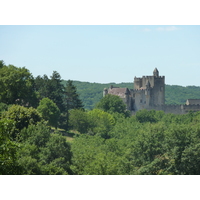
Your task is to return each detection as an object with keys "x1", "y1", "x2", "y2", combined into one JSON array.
[{"x1": 1, "y1": 25, "x2": 200, "y2": 86}]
